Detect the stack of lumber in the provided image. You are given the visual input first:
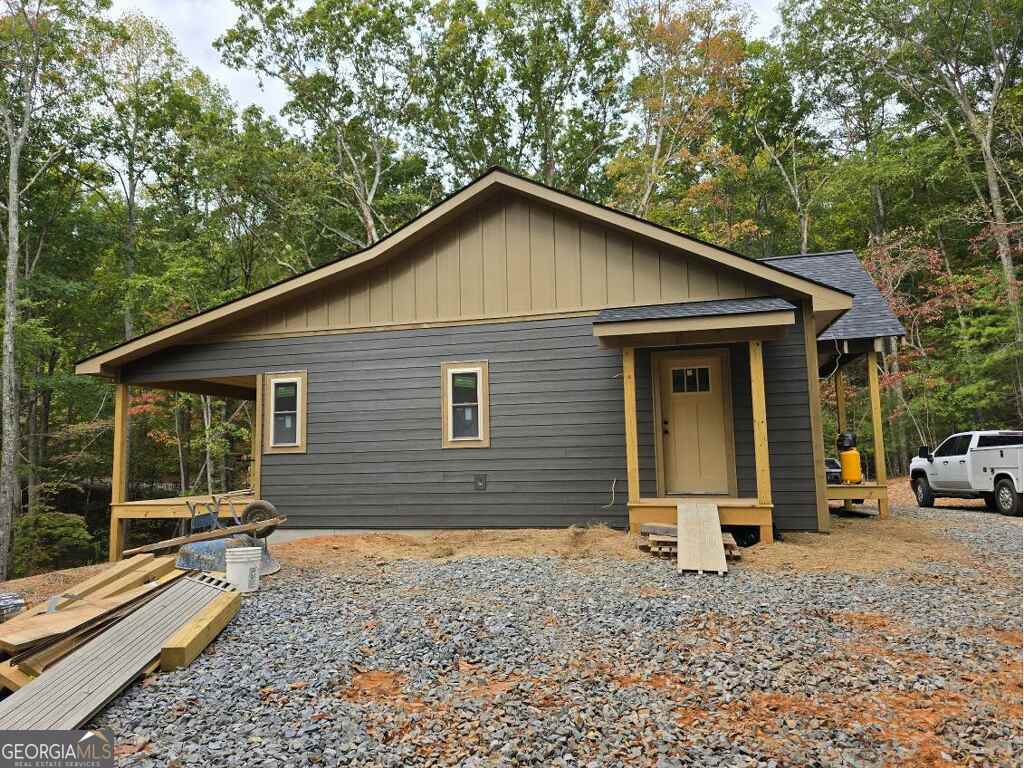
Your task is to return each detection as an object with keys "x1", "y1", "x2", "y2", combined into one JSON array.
[
  {"x1": 638, "y1": 523, "x2": 742, "y2": 562},
  {"x1": 0, "y1": 554, "x2": 241, "y2": 719}
]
